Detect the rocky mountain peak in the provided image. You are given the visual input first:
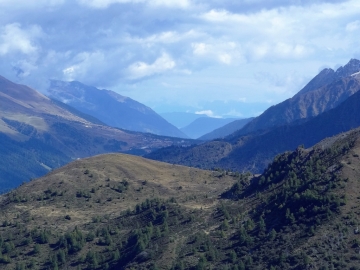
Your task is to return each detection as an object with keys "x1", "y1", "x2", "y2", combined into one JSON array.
[
  {"x1": 294, "y1": 58, "x2": 360, "y2": 97},
  {"x1": 335, "y1": 58, "x2": 360, "y2": 78}
]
